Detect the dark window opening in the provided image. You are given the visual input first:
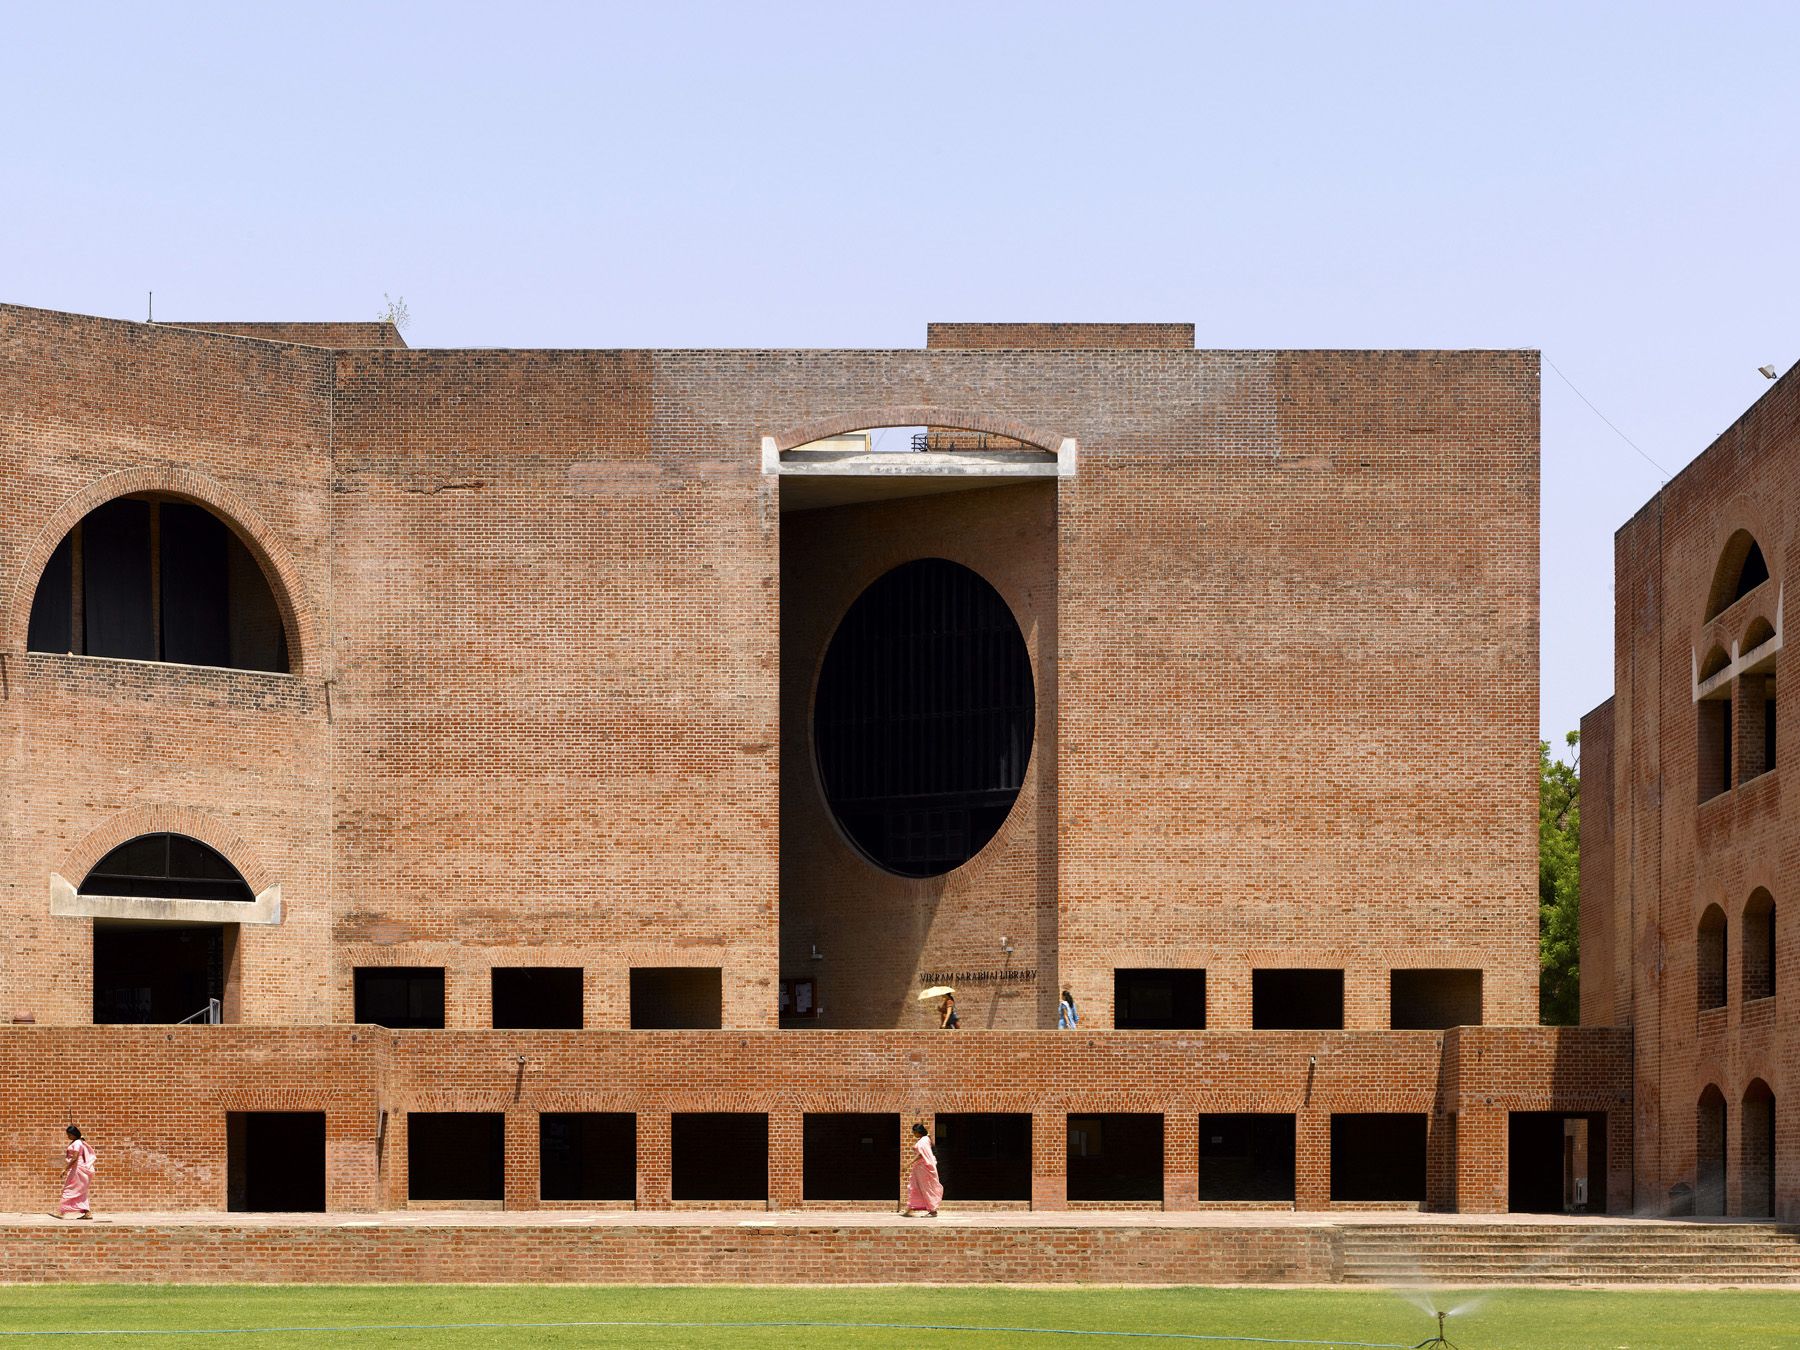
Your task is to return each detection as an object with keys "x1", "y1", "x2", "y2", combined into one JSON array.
[
  {"x1": 491, "y1": 967, "x2": 583, "y2": 1029},
  {"x1": 1389, "y1": 969, "x2": 1482, "y2": 1029},
  {"x1": 1507, "y1": 1112, "x2": 1606, "y2": 1213},
  {"x1": 1743, "y1": 890, "x2": 1776, "y2": 1002},
  {"x1": 354, "y1": 967, "x2": 445, "y2": 1029},
  {"x1": 93, "y1": 921, "x2": 226, "y2": 1024},
  {"x1": 1696, "y1": 1085, "x2": 1727, "y2": 1216},
  {"x1": 935, "y1": 1112, "x2": 1032, "y2": 1201},
  {"x1": 79, "y1": 833, "x2": 254, "y2": 903},
  {"x1": 1697, "y1": 906, "x2": 1727, "y2": 1011},
  {"x1": 803, "y1": 1112, "x2": 900, "y2": 1201},
  {"x1": 1767, "y1": 697, "x2": 1778, "y2": 773},
  {"x1": 1067, "y1": 1113, "x2": 1163, "y2": 1203},
  {"x1": 1697, "y1": 694, "x2": 1733, "y2": 802},
  {"x1": 1252, "y1": 969, "x2": 1344, "y2": 1030},
  {"x1": 227, "y1": 1112, "x2": 325, "y2": 1212},
  {"x1": 540, "y1": 1112, "x2": 635, "y2": 1202},
  {"x1": 1741, "y1": 1081, "x2": 1775, "y2": 1219},
  {"x1": 813, "y1": 558, "x2": 1034, "y2": 877},
  {"x1": 1114, "y1": 968, "x2": 1206, "y2": 1029},
  {"x1": 629, "y1": 967, "x2": 722, "y2": 1029},
  {"x1": 671, "y1": 1112, "x2": 768, "y2": 1201},
  {"x1": 779, "y1": 977, "x2": 818, "y2": 1020},
  {"x1": 408, "y1": 1112, "x2": 503, "y2": 1201},
  {"x1": 25, "y1": 495, "x2": 288, "y2": 672},
  {"x1": 1198, "y1": 1113, "x2": 1296, "y2": 1202},
  {"x1": 1706, "y1": 531, "x2": 1770, "y2": 620},
  {"x1": 1330, "y1": 1113, "x2": 1427, "y2": 1202}
]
